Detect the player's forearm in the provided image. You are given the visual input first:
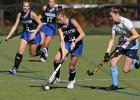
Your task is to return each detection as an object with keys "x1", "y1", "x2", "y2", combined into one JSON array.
[
  {"x1": 60, "y1": 40, "x2": 65, "y2": 57},
  {"x1": 106, "y1": 39, "x2": 114, "y2": 53},
  {"x1": 128, "y1": 28, "x2": 140, "y2": 42},
  {"x1": 33, "y1": 23, "x2": 42, "y2": 35},
  {"x1": 127, "y1": 34, "x2": 139, "y2": 42},
  {"x1": 38, "y1": 15, "x2": 42, "y2": 19},
  {"x1": 75, "y1": 33, "x2": 85, "y2": 43},
  {"x1": 7, "y1": 25, "x2": 17, "y2": 38}
]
